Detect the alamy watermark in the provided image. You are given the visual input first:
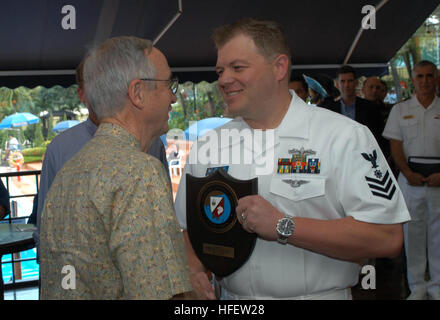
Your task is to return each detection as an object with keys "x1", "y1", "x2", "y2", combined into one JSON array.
[
  {"x1": 59, "y1": 263, "x2": 375, "y2": 291},
  {"x1": 361, "y1": 265, "x2": 376, "y2": 290},
  {"x1": 61, "y1": 5, "x2": 76, "y2": 30},
  {"x1": 362, "y1": 5, "x2": 376, "y2": 30},
  {"x1": 60, "y1": 4, "x2": 375, "y2": 32},
  {"x1": 61, "y1": 265, "x2": 76, "y2": 290},
  {"x1": 167, "y1": 123, "x2": 276, "y2": 175}
]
